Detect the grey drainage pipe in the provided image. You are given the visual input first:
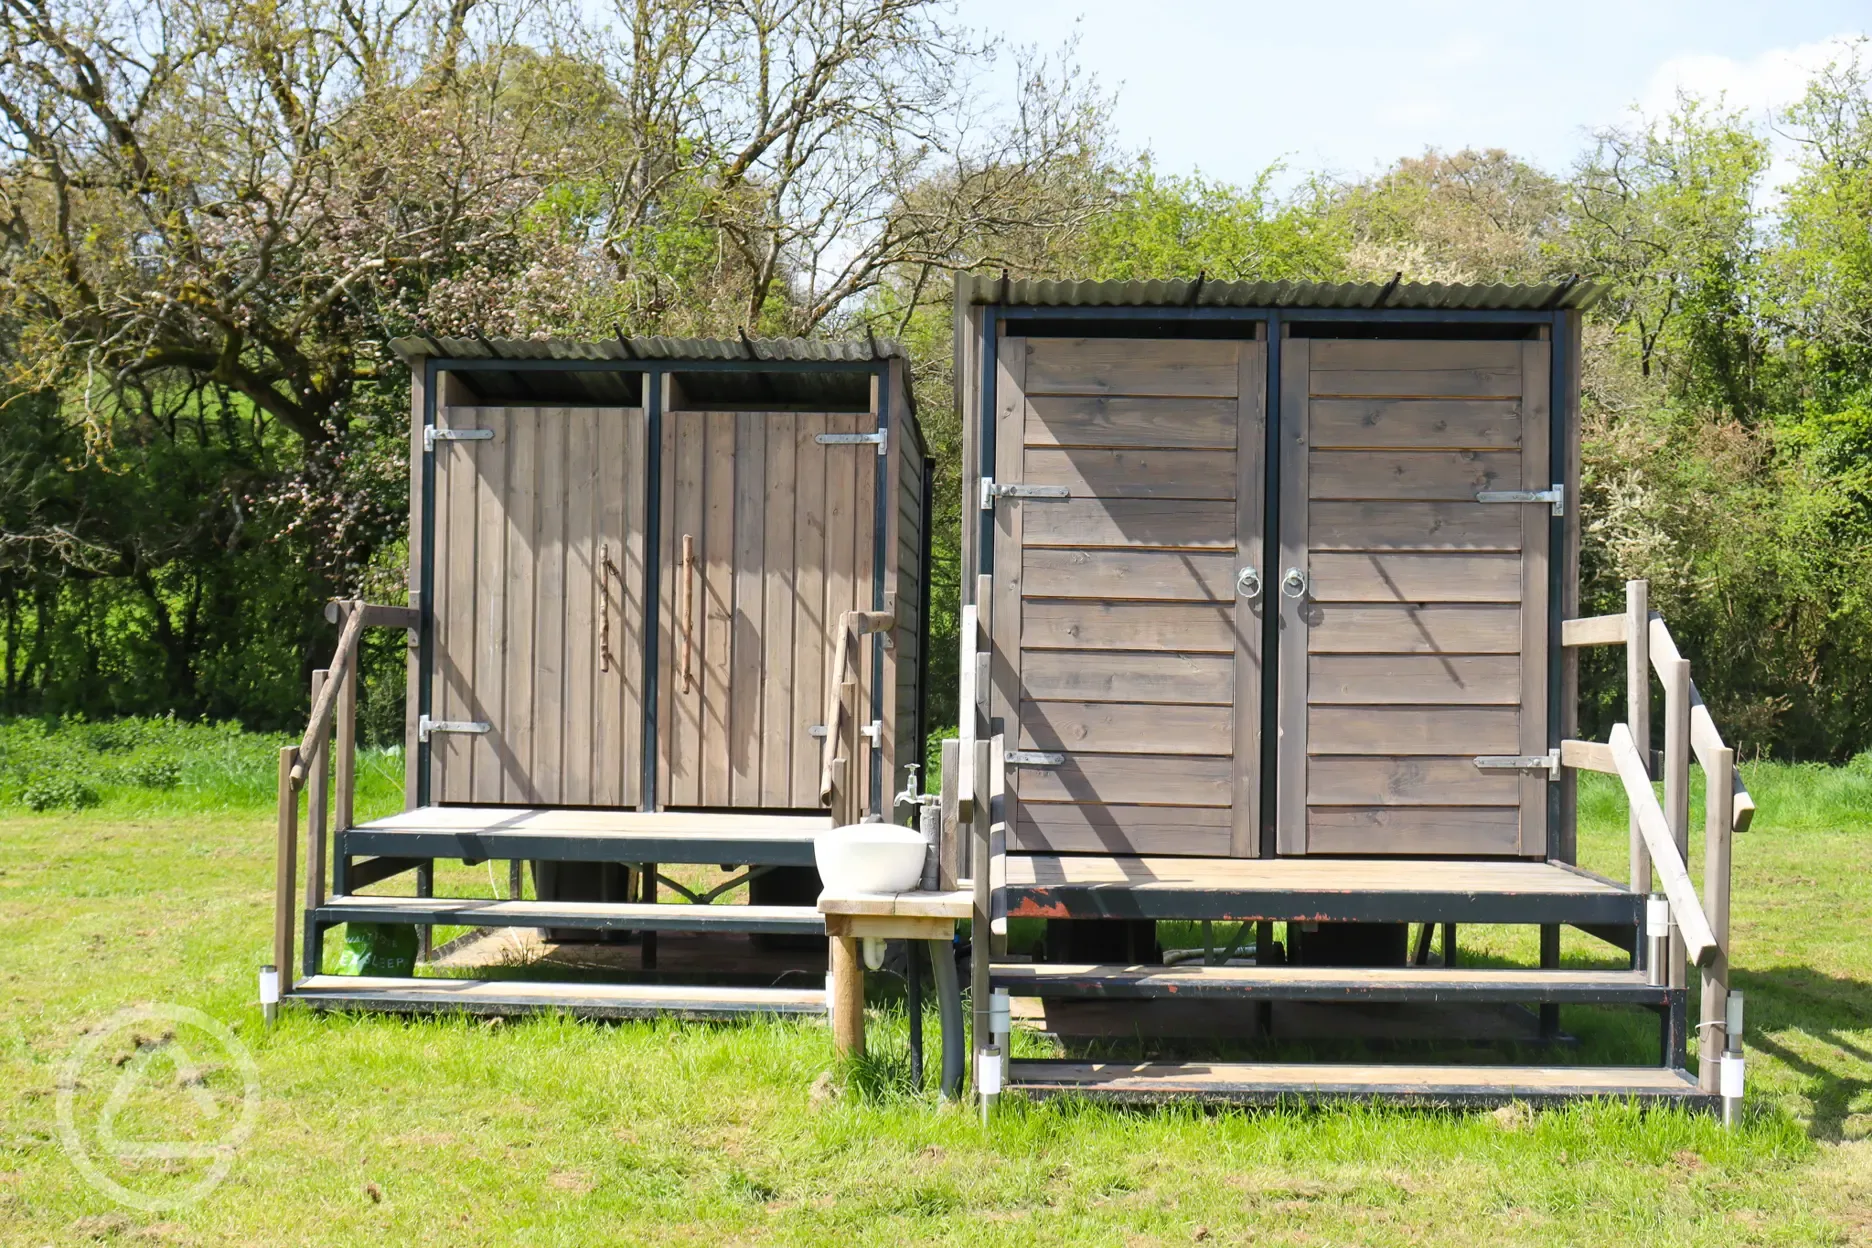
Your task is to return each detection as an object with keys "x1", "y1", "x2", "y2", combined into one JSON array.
[{"x1": 929, "y1": 939, "x2": 965, "y2": 1099}]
